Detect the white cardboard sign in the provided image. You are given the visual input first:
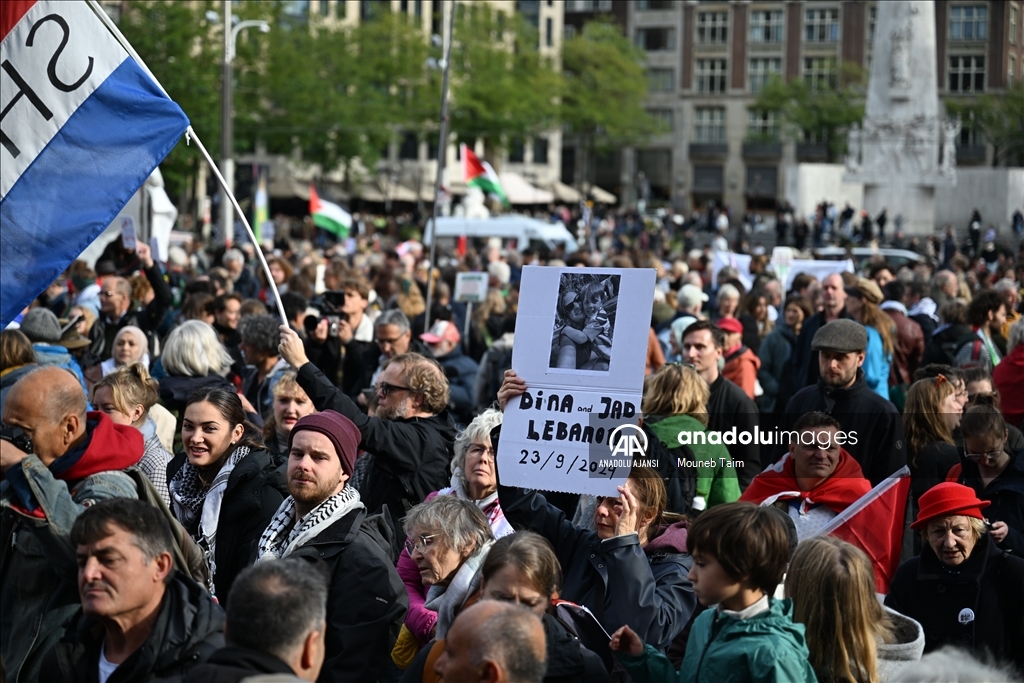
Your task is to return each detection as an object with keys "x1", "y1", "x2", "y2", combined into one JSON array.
[
  {"x1": 120, "y1": 216, "x2": 137, "y2": 251},
  {"x1": 454, "y1": 272, "x2": 488, "y2": 303},
  {"x1": 498, "y1": 266, "x2": 656, "y2": 496}
]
